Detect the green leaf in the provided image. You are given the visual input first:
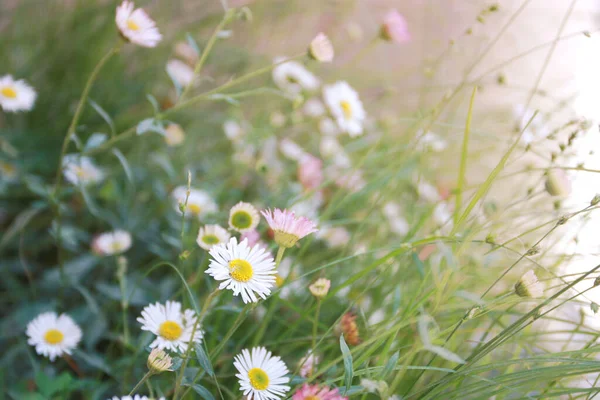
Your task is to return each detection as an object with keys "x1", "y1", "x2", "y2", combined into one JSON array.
[
  {"x1": 0, "y1": 206, "x2": 43, "y2": 250},
  {"x1": 340, "y1": 334, "x2": 353, "y2": 395},
  {"x1": 112, "y1": 148, "x2": 133, "y2": 182},
  {"x1": 185, "y1": 383, "x2": 215, "y2": 400},
  {"x1": 136, "y1": 118, "x2": 165, "y2": 136},
  {"x1": 89, "y1": 99, "x2": 115, "y2": 136},
  {"x1": 146, "y1": 94, "x2": 160, "y2": 114},
  {"x1": 186, "y1": 32, "x2": 201, "y2": 57},
  {"x1": 383, "y1": 351, "x2": 400, "y2": 378},
  {"x1": 454, "y1": 87, "x2": 476, "y2": 225},
  {"x1": 84, "y1": 133, "x2": 107, "y2": 151},
  {"x1": 194, "y1": 342, "x2": 215, "y2": 377}
]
